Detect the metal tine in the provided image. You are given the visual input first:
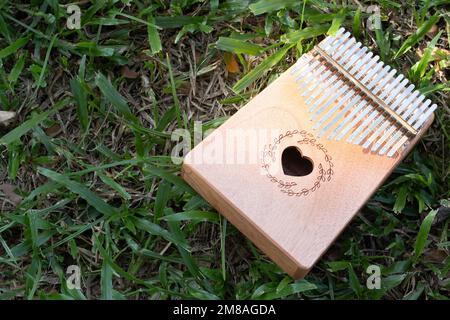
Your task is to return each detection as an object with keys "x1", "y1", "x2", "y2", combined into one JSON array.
[
  {"x1": 329, "y1": 99, "x2": 367, "y2": 139},
  {"x1": 321, "y1": 30, "x2": 350, "y2": 53},
  {"x1": 346, "y1": 51, "x2": 374, "y2": 76},
  {"x1": 313, "y1": 88, "x2": 356, "y2": 128},
  {"x1": 302, "y1": 70, "x2": 332, "y2": 97},
  {"x1": 372, "y1": 68, "x2": 397, "y2": 95},
  {"x1": 354, "y1": 75, "x2": 407, "y2": 146},
  {"x1": 295, "y1": 59, "x2": 321, "y2": 84},
  {"x1": 301, "y1": 70, "x2": 331, "y2": 100},
  {"x1": 371, "y1": 84, "x2": 416, "y2": 151},
  {"x1": 364, "y1": 97, "x2": 411, "y2": 151},
  {"x1": 321, "y1": 34, "x2": 352, "y2": 63},
  {"x1": 398, "y1": 93, "x2": 426, "y2": 120},
  {"x1": 341, "y1": 46, "x2": 368, "y2": 70},
  {"x1": 387, "y1": 100, "x2": 437, "y2": 157},
  {"x1": 379, "y1": 131, "x2": 404, "y2": 155},
  {"x1": 301, "y1": 33, "x2": 351, "y2": 108},
  {"x1": 407, "y1": 99, "x2": 432, "y2": 126},
  {"x1": 395, "y1": 88, "x2": 419, "y2": 116},
  {"x1": 353, "y1": 55, "x2": 381, "y2": 82},
  {"x1": 380, "y1": 98, "x2": 432, "y2": 156},
  {"x1": 386, "y1": 135, "x2": 409, "y2": 157},
  {"x1": 328, "y1": 32, "x2": 351, "y2": 52},
  {"x1": 362, "y1": 121, "x2": 390, "y2": 149},
  {"x1": 372, "y1": 83, "x2": 415, "y2": 137},
  {"x1": 379, "y1": 94, "x2": 426, "y2": 155},
  {"x1": 319, "y1": 95, "x2": 361, "y2": 136},
  {"x1": 336, "y1": 102, "x2": 372, "y2": 140},
  {"x1": 412, "y1": 103, "x2": 437, "y2": 129},
  {"x1": 385, "y1": 103, "x2": 437, "y2": 157},
  {"x1": 347, "y1": 108, "x2": 379, "y2": 143},
  {"x1": 371, "y1": 126, "x2": 397, "y2": 152},
  {"x1": 353, "y1": 111, "x2": 386, "y2": 145},
  {"x1": 306, "y1": 74, "x2": 338, "y2": 105},
  {"x1": 336, "y1": 41, "x2": 362, "y2": 65},
  {"x1": 366, "y1": 65, "x2": 391, "y2": 90},
  {"x1": 380, "y1": 76, "x2": 407, "y2": 102},
  {"x1": 318, "y1": 28, "x2": 345, "y2": 51},
  {"x1": 309, "y1": 79, "x2": 344, "y2": 113},
  {"x1": 363, "y1": 91, "x2": 407, "y2": 149},
  {"x1": 360, "y1": 61, "x2": 384, "y2": 86},
  {"x1": 313, "y1": 38, "x2": 361, "y2": 117},
  {"x1": 298, "y1": 64, "x2": 327, "y2": 91},
  {"x1": 331, "y1": 37, "x2": 357, "y2": 61},
  {"x1": 293, "y1": 53, "x2": 317, "y2": 78},
  {"x1": 290, "y1": 54, "x2": 311, "y2": 75},
  {"x1": 311, "y1": 83, "x2": 349, "y2": 118},
  {"x1": 292, "y1": 52, "x2": 317, "y2": 77}
]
